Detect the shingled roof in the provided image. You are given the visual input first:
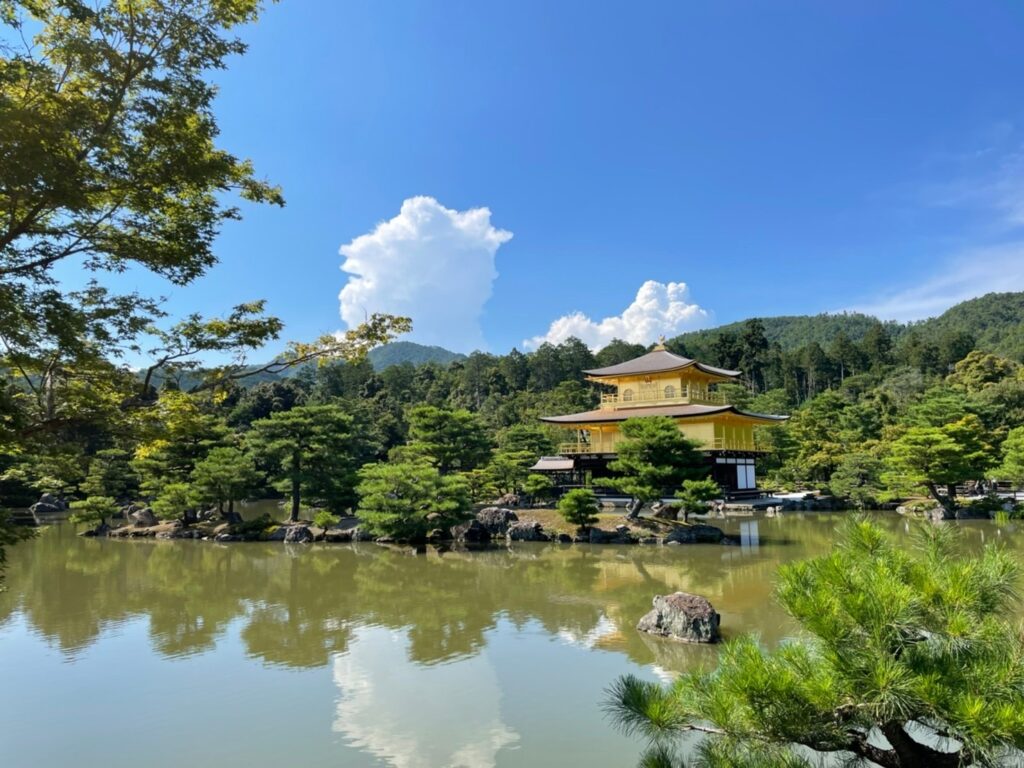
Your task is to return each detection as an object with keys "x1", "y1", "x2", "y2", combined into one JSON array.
[
  {"x1": 582, "y1": 348, "x2": 740, "y2": 379},
  {"x1": 540, "y1": 403, "x2": 787, "y2": 425}
]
